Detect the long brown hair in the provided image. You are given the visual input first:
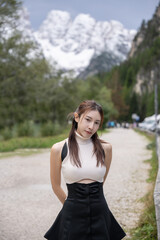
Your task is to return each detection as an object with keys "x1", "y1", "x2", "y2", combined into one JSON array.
[{"x1": 67, "y1": 100, "x2": 106, "y2": 167}]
